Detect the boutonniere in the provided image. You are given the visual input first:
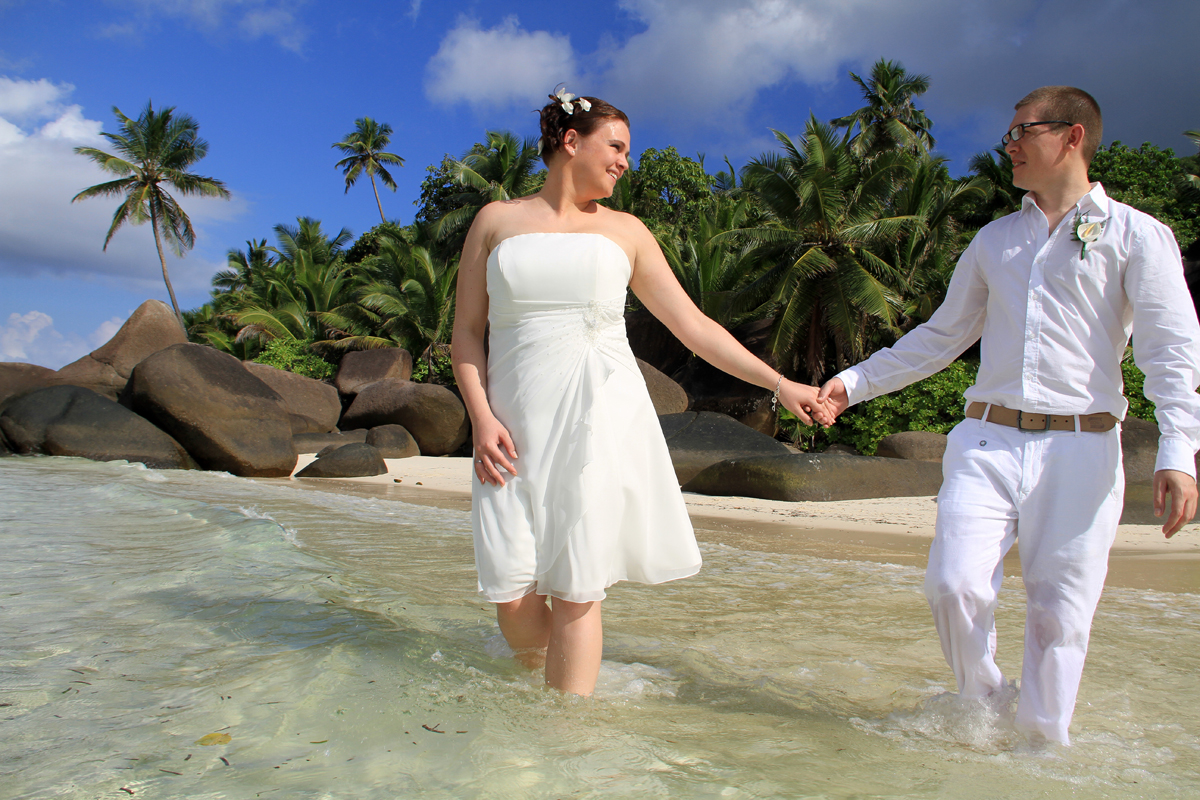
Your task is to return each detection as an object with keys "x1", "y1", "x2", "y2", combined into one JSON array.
[{"x1": 1071, "y1": 212, "x2": 1106, "y2": 257}]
